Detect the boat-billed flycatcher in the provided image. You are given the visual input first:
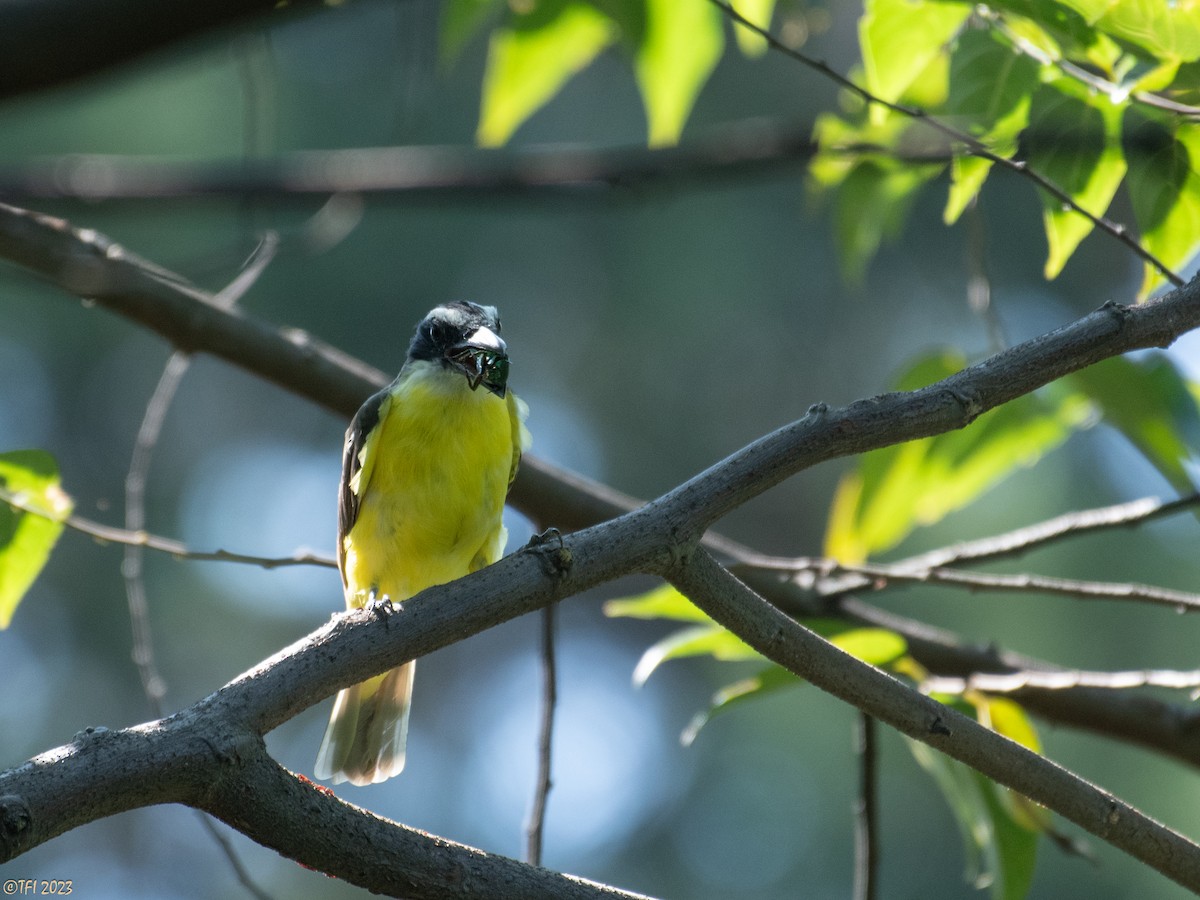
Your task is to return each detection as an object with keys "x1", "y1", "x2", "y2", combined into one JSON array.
[{"x1": 315, "y1": 301, "x2": 529, "y2": 786}]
